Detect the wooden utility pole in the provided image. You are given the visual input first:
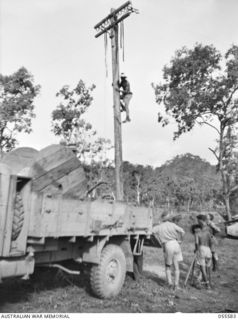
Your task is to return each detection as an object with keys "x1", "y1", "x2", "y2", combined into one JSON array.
[
  {"x1": 94, "y1": 1, "x2": 138, "y2": 201},
  {"x1": 110, "y1": 12, "x2": 123, "y2": 201}
]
